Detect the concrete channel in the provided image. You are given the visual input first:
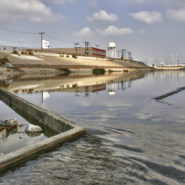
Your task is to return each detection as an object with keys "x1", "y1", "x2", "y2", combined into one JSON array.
[{"x1": 0, "y1": 88, "x2": 86, "y2": 172}]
